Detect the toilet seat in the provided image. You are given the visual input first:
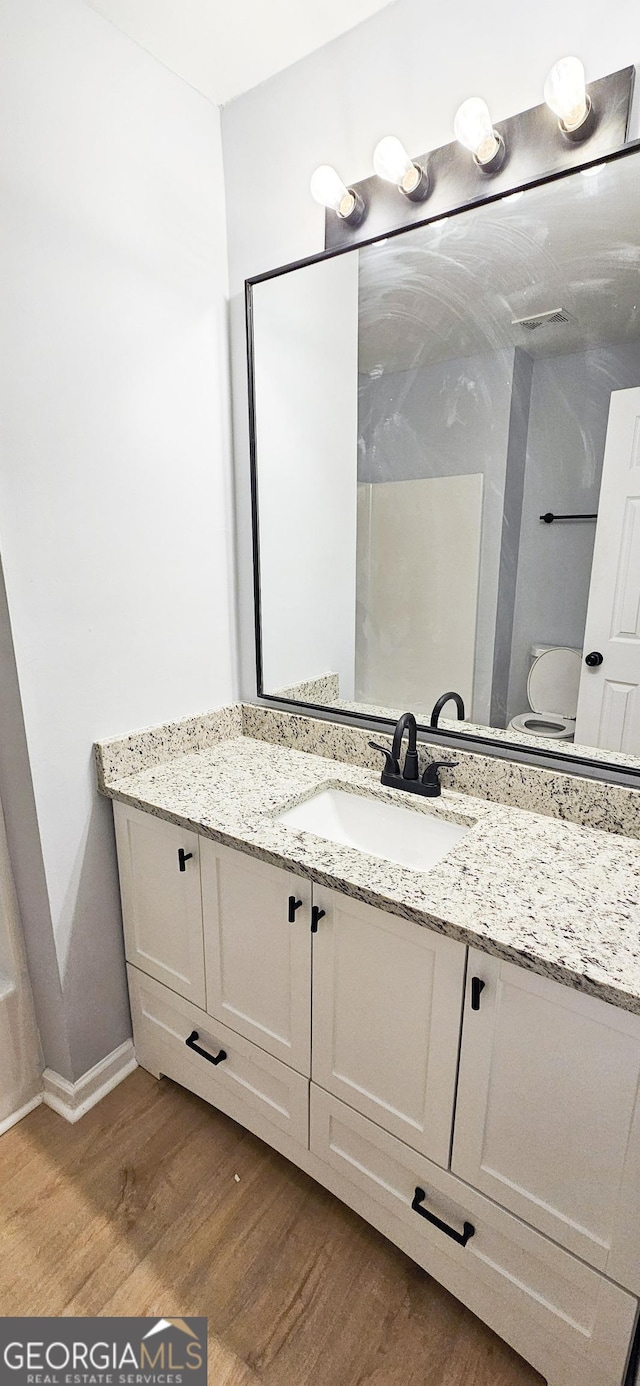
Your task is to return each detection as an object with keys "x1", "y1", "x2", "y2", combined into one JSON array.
[
  {"x1": 508, "y1": 647, "x2": 582, "y2": 742},
  {"x1": 508, "y1": 711, "x2": 576, "y2": 740}
]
